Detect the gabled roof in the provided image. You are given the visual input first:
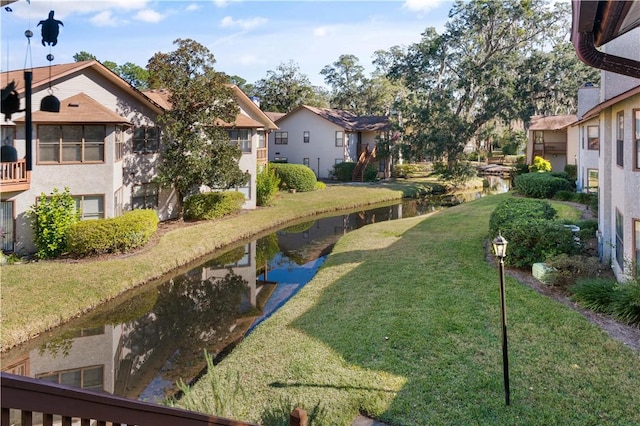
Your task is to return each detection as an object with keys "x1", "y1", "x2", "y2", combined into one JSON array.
[
  {"x1": 529, "y1": 114, "x2": 578, "y2": 131},
  {"x1": 14, "y1": 92, "x2": 130, "y2": 124},
  {"x1": 1, "y1": 60, "x2": 164, "y2": 115},
  {"x1": 264, "y1": 111, "x2": 286, "y2": 122},
  {"x1": 142, "y1": 85, "x2": 278, "y2": 130},
  {"x1": 279, "y1": 105, "x2": 390, "y2": 132},
  {"x1": 574, "y1": 84, "x2": 640, "y2": 125}
]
